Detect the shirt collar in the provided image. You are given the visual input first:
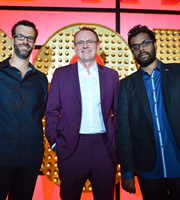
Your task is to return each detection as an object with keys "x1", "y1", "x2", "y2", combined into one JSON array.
[
  {"x1": 140, "y1": 59, "x2": 161, "y2": 76},
  {"x1": 77, "y1": 60, "x2": 98, "y2": 72},
  {"x1": 27, "y1": 62, "x2": 36, "y2": 72},
  {"x1": 0, "y1": 57, "x2": 36, "y2": 73},
  {"x1": 0, "y1": 57, "x2": 11, "y2": 69}
]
